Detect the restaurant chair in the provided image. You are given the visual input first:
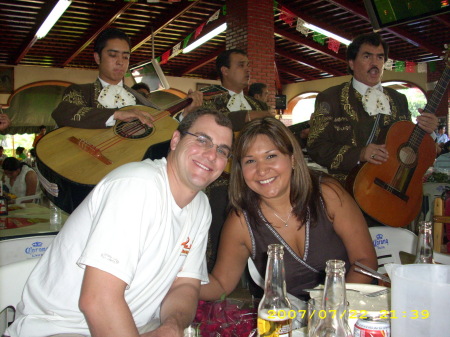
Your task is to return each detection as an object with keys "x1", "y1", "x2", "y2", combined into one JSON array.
[
  {"x1": 422, "y1": 182, "x2": 450, "y2": 221},
  {"x1": 368, "y1": 227, "x2": 417, "y2": 274},
  {"x1": 12, "y1": 191, "x2": 43, "y2": 205},
  {"x1": 0, "y1": 257, "x2": 39, "y2": 335},
  {"x1": 434, "y1": 252, "x2": 450, "y2": 265},
  {"x1": 0, "y1": 235, "x2": 56, "y2": 267}
]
